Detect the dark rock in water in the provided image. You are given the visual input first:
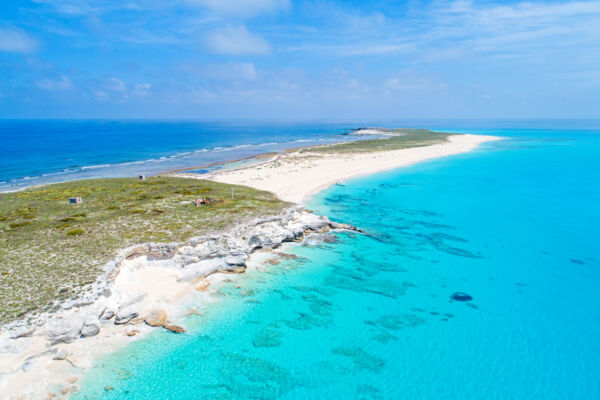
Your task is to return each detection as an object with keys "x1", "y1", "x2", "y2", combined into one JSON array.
[
  {"x1": 450, "y1": 292, "x2": 473, "y2": 301},
  {"x1": 164, "y1": 324, "x2": 185, "y2": 333},
  {"x1": 114, "y1": 368, "x2": 132, "y2": 380}
]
